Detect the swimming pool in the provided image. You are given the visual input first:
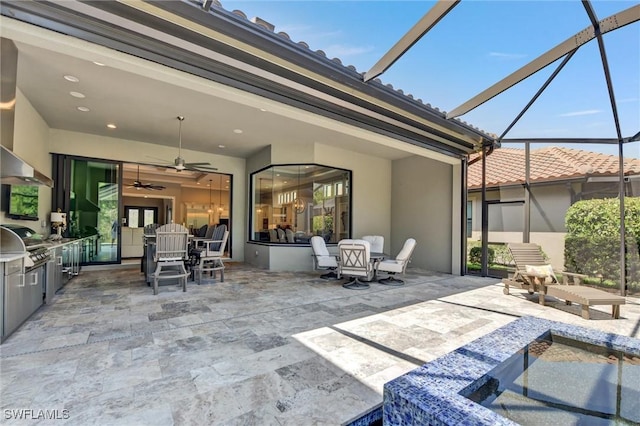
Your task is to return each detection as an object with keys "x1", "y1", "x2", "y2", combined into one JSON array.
[{"x1": 383, "y1": 316, "x2": 640, "y2": 425}]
